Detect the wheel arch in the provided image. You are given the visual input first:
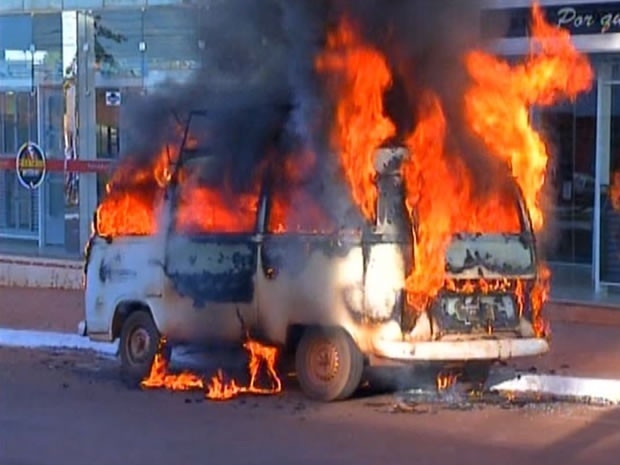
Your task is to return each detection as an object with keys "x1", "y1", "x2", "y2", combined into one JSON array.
[
  {"x1": 112, "y1": 300, "x2": 154, "y2": 340},
  {"x1": 285, "y1": 323, "x2": 364, "y2": 355}
]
